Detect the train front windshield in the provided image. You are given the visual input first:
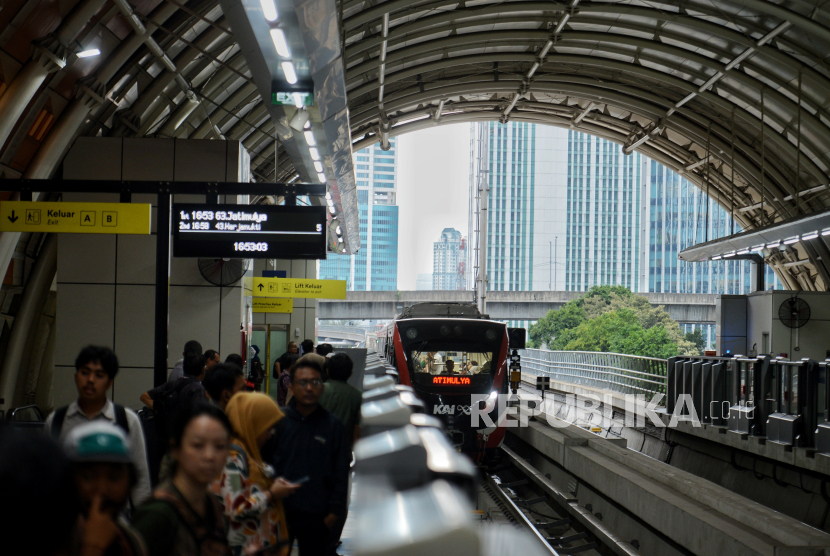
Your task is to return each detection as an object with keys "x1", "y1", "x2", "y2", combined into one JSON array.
[{"x1": 406, "y1": 342, "x2": 497, "y2": 389}]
